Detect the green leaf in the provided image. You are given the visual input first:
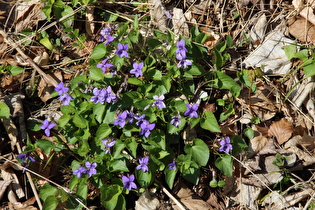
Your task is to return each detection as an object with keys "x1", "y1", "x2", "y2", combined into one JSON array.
[
  {"x1": 184, "y1": 139, "x2": 209, "y2": 166},
  {"x1": 61, "y1": 6, "x2": 74, "y2": 28},
  {"x1": 90, "y1": 44, "x2": 107, "y2": 59},
  {"x1": 182, "y1": 161, "x2": 200, "y2": 185},
  {"x1": 283, "y1": 44, "x2": 296, "y2": 60},
  {"x1": 100, "y1": 184, "x2": 122, "y2": 210},
  {"x1": 200, "y1": 111, "x2": 221, "y2": 132},
  {"x1": 90, "y1": 66, "x2": 104, "y2": 81},
  {"x1": 58, "y1": 114, "x2": 71, "y2": 127},
  {"x1": 126, "y1": 139, "x2": 138, "y2": 158},
  {"x1": 165, "y1": 168, "x2": 177, "y2": 189},
  {"x1": 95, "y1": 124, "x2": 112, "y2": 142},
  {"x1": 148, "y1": 39, "x2": 162, "y2": 50},
  {"x1": 7, "y1": 65, "x2": 24, "y2": 76},
  {"x1": 40, "y1": 184, "x2": 58, "y2": 201},
  {"x1": 108, "y1": 159, "x2": 129, "y2": 172},
  {"x1": 112, "y1": 140, "x2": 126, "y2": 158},
  {"x1": 303, "y1": 60, "x2": 315, "y2": 78},
  {"x1": 214, "y1": 71, "x2": 241, "y2": 97},
  {"x1": 42, "y1": 195, "x2": 58, "y2": 210},
  {"x1": 135, "y1": 167, "x2": 154, "y2": 188},
  {"x1": 36, "y1": 139, "x2": 55, "y2": 154},
  {"x1": 185, "y1": 64, "x2": 205, "y2": 76},
  {"x1": 72, "y1": 114, "x2": 88, "y2": 128},
  {"x1": 128, "y1": 77, "x2": 144, "y2": 86},
  {"x1": 60, "y1": 105, "x2": 76, "y2": 114},
  {"x1": 40, "y1": 37, "x2": 53, "y2": 50},
  {"x1": 215, "y1": 154, "x2": 233, "y2": 176},
  {"x1": 231, "y1": 135, "x2": 248, "y2": 155},
  {"x1": 0, "y1": 102, "x2": 10, "y2": 118},
  {"x1": 93, "y1": 103, "x2": 106, "y2": 123},
  {"x1": 219, "y1": 103, "x2": 235, "y2": 122},
  {"x1": 243, "y1": 127, "x2": 255, "y2": 140},
  {"x1": 76, "y1": 178, "x2": 88, "y2": 201}
]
